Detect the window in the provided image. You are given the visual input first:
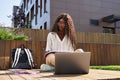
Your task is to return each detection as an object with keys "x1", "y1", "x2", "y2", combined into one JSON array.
[
  {"x1": 40, "y1": 0, "x2": 42, "y2": 17},
  {"x1": 35, "y1": 15, "x2": 37, "y2": 25},
  {"x1": 26, "y1": 13, "x2": 29, "y2": 25},
  {"x1": 90, "y1": 19, "x2": 99, "y2": 26},
  {"x1": 26, "y1": 0, "x2": 29, "y2": 10},
  {"x1": 28, "y1": 21, "x2": 32, "y2": 28},
  {"x1": 36, "y1": 0, "x2": 38, "y2": 15},
  {"x1": 21, "y1": 4, "x2": 24, "y2": 11},
  {"x1": 35, "y1": 0, "x2": 38, "y2": 25},
  {"x1": 40, "y1": 26, "x2": 42, "y2": 29},
  {"x1": 103, "y1": 26, "x2": 115, "y2": 34},
  {"x1": 31, "y1": 5, "x2": 34, "y2": 20},
  {"x1": 25, "y1": 13, "x2": 31, "y2": 28},
  {"x1": 44, "y1": 0, "x2": 47, "y2": 13},
  {"x1": 44, "y1": 22, "x2": 47, "y2": 29},
  {"x1": 24, "y1": 0, "x2": 26, "y2": 9},
  {"x1": 115, "y1": 21, "x2": 120, "y2": 28}
]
